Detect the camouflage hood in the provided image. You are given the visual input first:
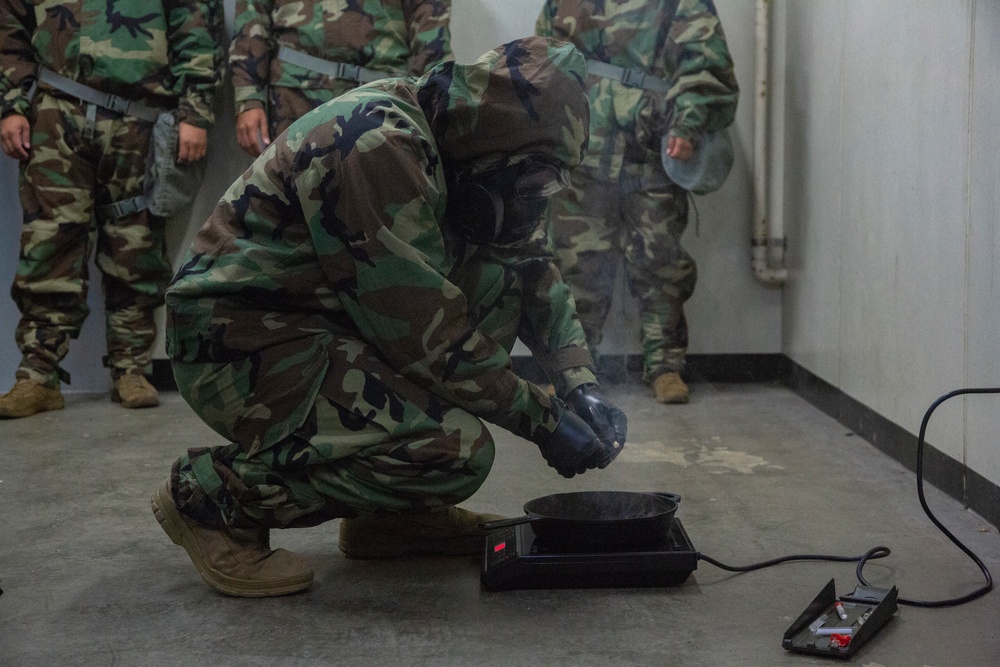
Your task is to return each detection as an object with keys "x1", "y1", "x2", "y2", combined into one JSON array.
[{"x1": 417, "y1": 37, "x2": 590, "y2": 173}]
